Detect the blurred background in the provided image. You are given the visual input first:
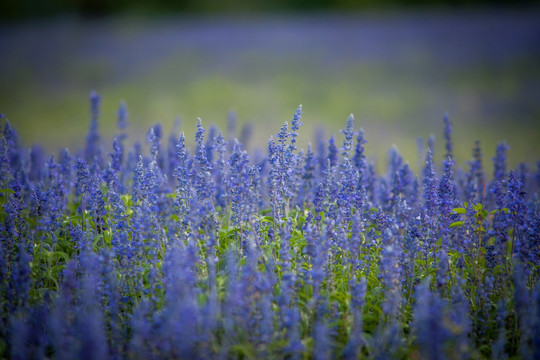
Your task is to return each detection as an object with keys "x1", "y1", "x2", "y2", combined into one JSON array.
[{"x1": 1, "y1": 0, "x2": 540, "y2": 173}]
